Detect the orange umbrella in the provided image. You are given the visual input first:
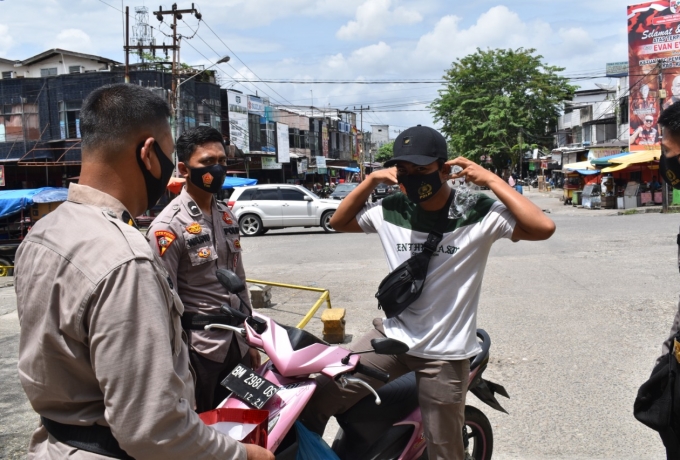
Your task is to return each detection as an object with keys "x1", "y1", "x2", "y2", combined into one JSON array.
[{"x1": 167, "y1": 177, "x2": 185, "y2": 194}]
